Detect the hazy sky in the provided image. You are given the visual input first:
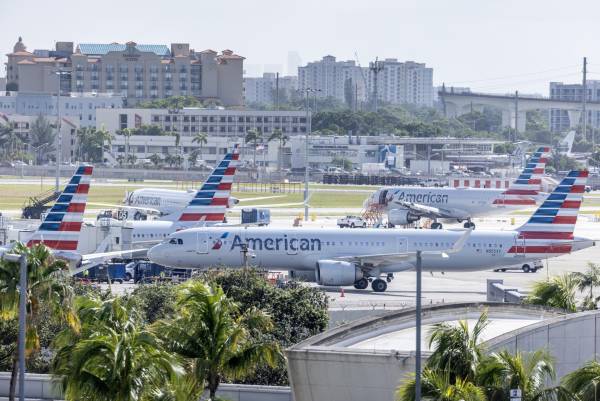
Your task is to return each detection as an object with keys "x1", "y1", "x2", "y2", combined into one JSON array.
[{"x1": 2, "y1": 0, "x2": 597, "y2": 95}]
